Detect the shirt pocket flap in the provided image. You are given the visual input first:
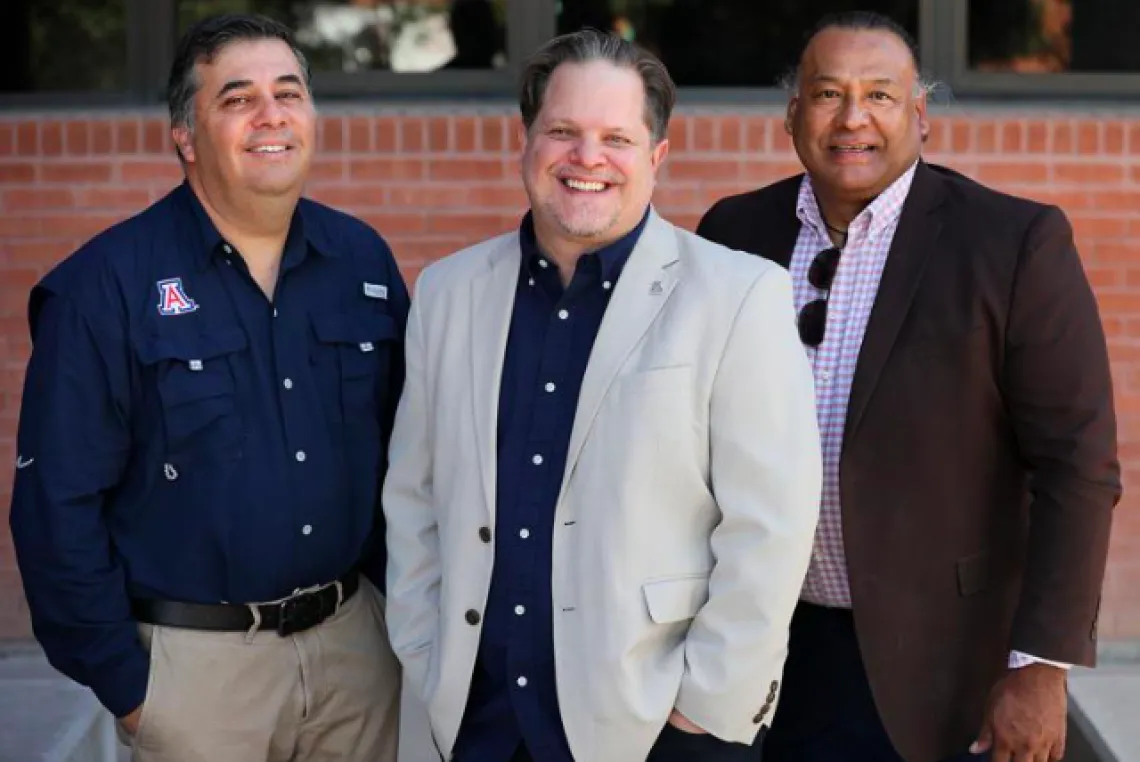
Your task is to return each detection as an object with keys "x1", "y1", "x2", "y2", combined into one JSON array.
[
  {"x1": 311, "y1": 312, "x2": 397, "y2": 347},
  {"x1": 137, "y1": 327, "x2": 248, "y2": 365},
  {"x1": 643, "y1": 573, "x2": 710, "y2": 624}
]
